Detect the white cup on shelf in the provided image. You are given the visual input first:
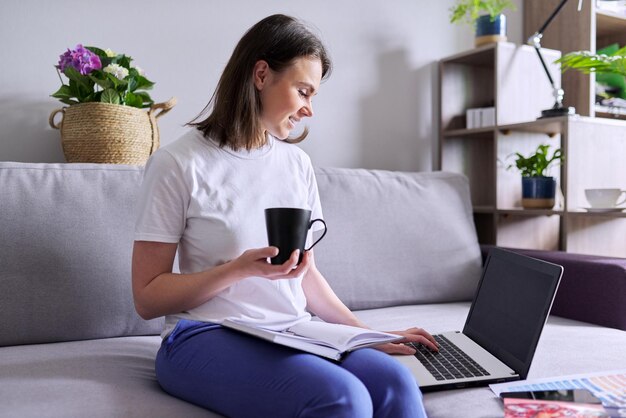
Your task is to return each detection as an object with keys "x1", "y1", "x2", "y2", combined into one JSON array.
[{"x1": 584, "y1": 188, "x2": 626, "y2": 208}]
